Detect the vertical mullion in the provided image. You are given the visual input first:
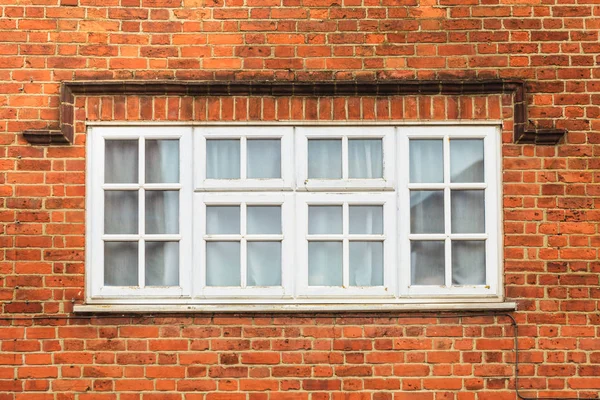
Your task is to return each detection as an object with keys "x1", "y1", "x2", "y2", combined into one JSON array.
[
  {"x1": 342, "y1": 202, "x2": 349, "y2": 287},
  {"x1": 139, "y1": 136, "x2": 146, "y2": 289},
  {"x1": 443, "y1": 135, "x2": 451, "y2": 287},
  {"x1": 240, "y1": 203, "x2": 247, "y2": 288},
  {"x1": 240, "y1": 136, "x2": 247, "y2": 180},
  {"x1": 342, "y1": 136, "x2": 348, "y2": 180}
]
